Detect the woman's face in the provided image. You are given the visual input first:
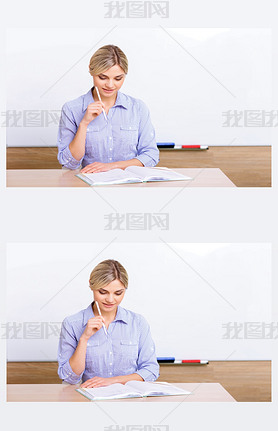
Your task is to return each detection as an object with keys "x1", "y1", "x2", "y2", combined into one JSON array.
[
  {"x1": 93, "y1": 279, "x2": 126, "y2": 313},
  {"x1": 93, "y1": 64, "x2": 126, "y2": 99}
]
